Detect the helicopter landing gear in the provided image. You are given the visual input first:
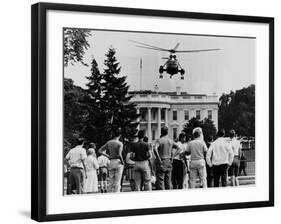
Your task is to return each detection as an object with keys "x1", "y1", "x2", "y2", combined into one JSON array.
[
  {"x1": 170, "y1": 75, "x2": 173, "y2": 79},
  {"x1": 159, "y1": 74, "x2": 163, "y2": 79},
  {"x1": 159, "y1": 65, "x2": 164, "y2": 74},
  {"x1": 181, "y1": 75, "x2": 184, "y2": 80}
]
